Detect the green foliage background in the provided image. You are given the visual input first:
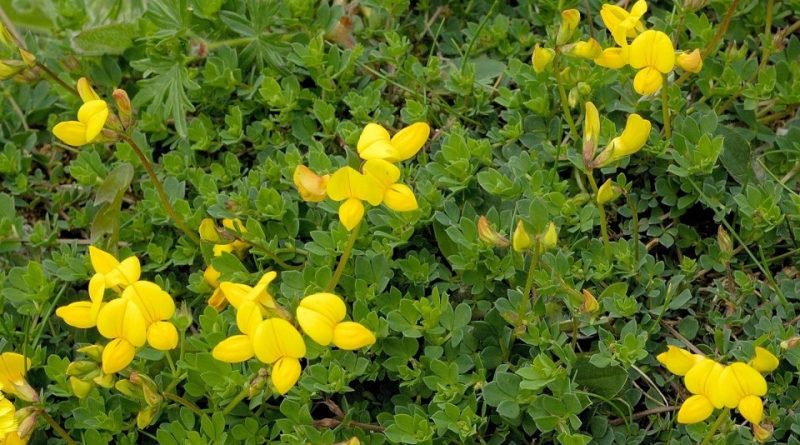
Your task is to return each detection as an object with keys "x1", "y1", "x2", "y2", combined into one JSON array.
[{"x1": 1, "y1": 0, "x2": 800, "y2": 443}]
